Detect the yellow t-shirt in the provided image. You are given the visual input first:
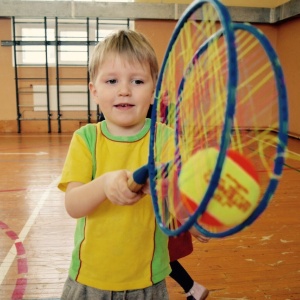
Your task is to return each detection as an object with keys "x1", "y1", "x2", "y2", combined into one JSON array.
[{"x1": 58, "y1": 119, "x2": 171, "y2": 291}]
